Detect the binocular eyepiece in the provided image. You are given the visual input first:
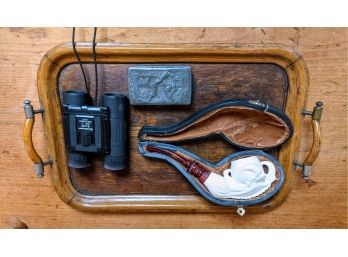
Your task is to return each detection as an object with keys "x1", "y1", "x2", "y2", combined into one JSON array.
[{"x1": 62, "y1": 90, "x2": 127, "y2": 171}]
